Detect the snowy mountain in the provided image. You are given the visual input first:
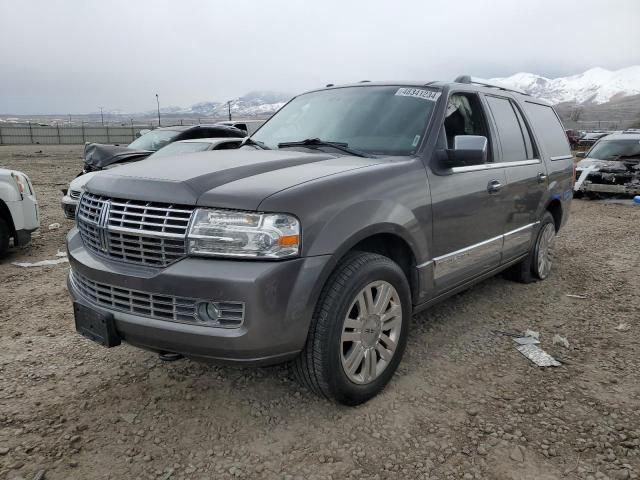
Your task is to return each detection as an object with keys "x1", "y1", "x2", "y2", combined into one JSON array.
[
  {"x1": 158, "y1": 91, "x2": 291, "y2": 117},
  {"x1": 489, "y1": 66, "x2": 640, "y2": 105}
]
